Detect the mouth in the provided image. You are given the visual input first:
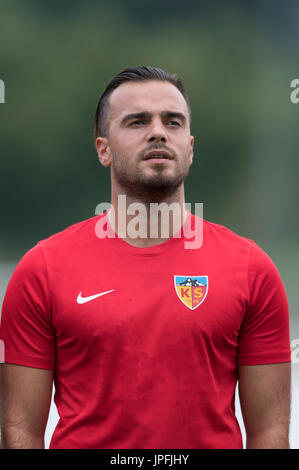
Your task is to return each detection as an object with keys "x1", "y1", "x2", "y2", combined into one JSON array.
[{"x1": 143, "y1": 150, "x2": 173, "y2": 161}]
